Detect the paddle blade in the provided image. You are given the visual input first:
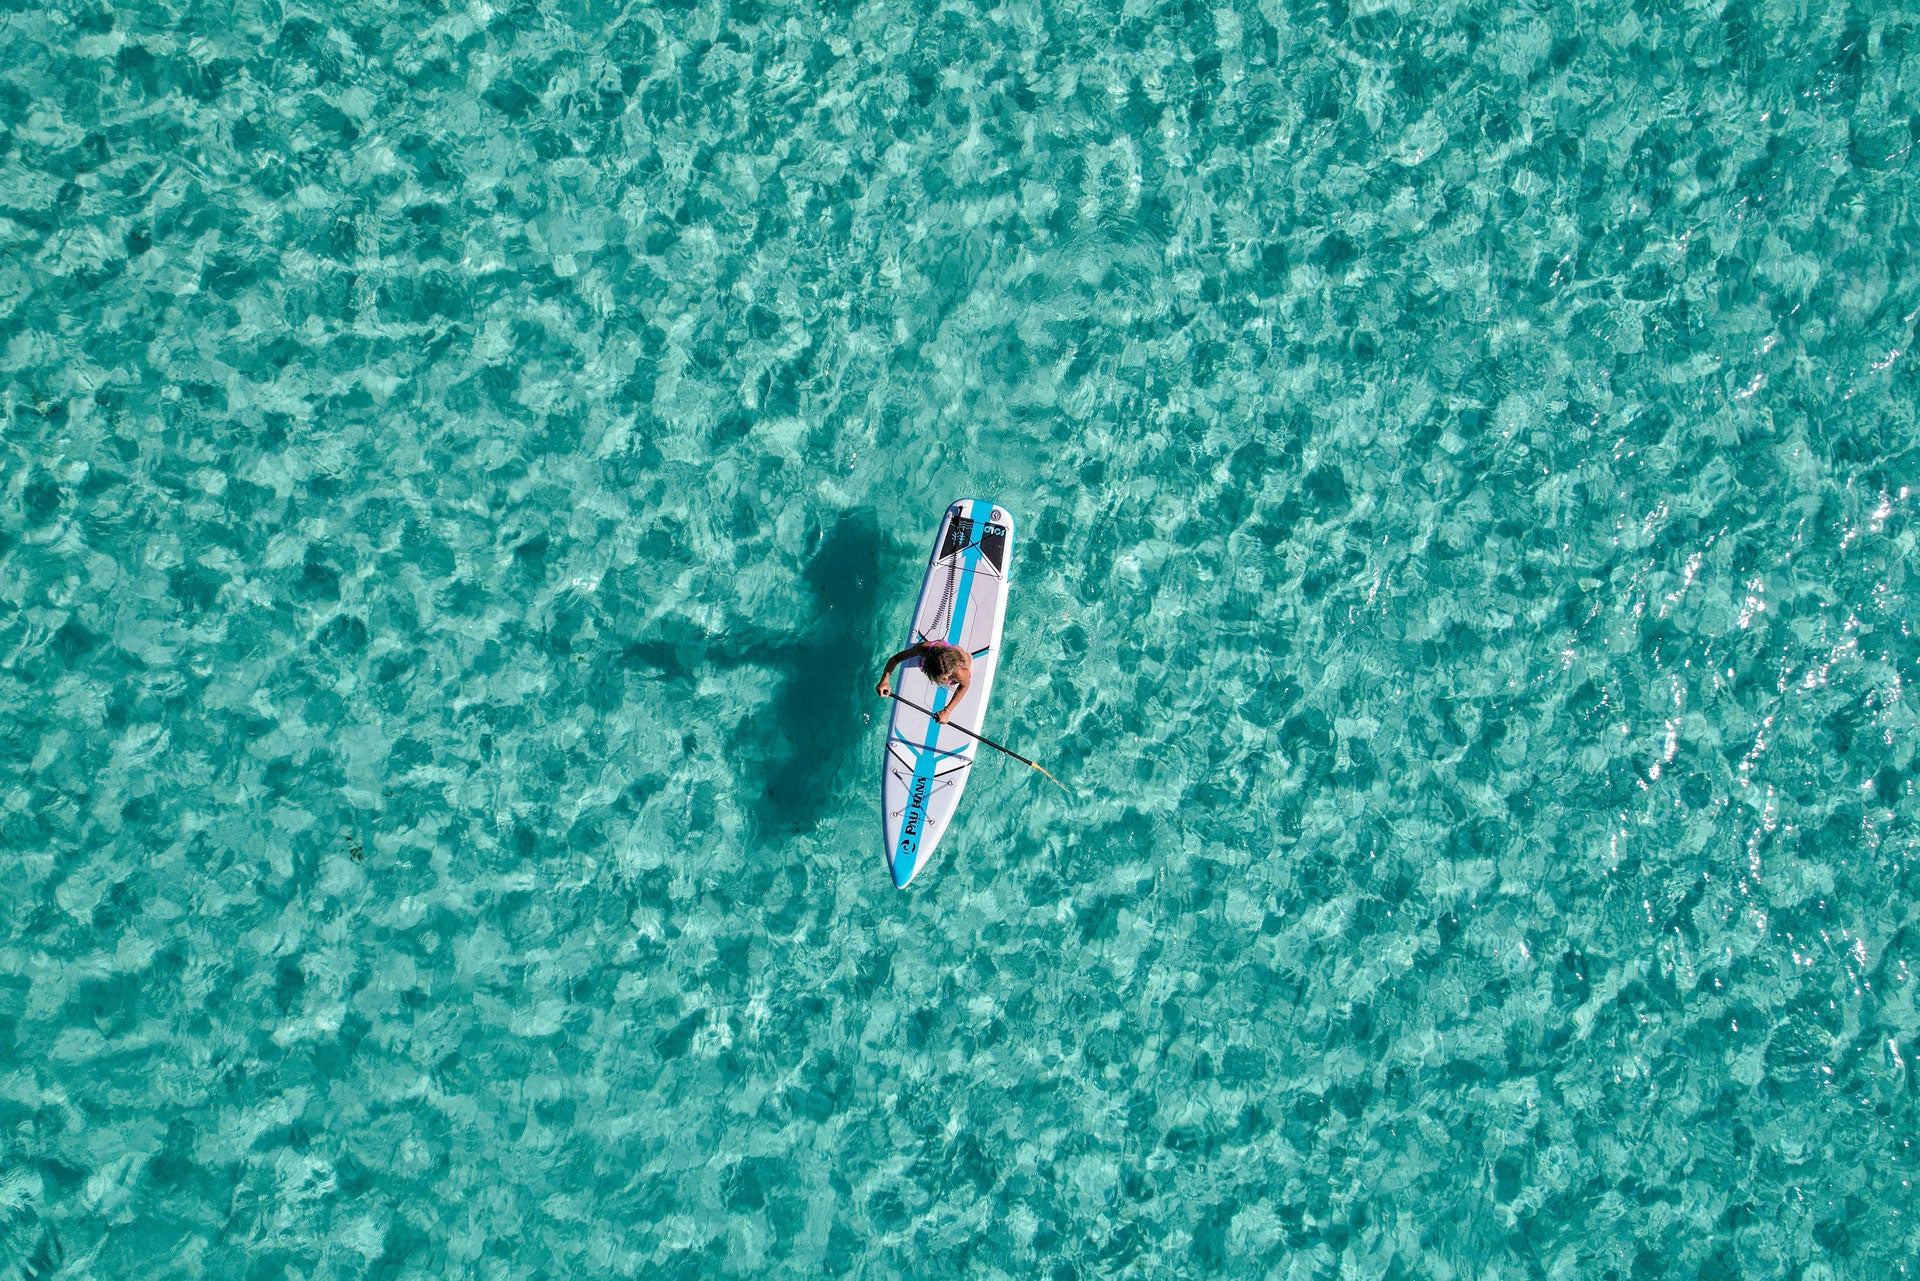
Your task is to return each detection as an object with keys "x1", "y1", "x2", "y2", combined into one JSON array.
[{"x1": 1031, "y1": 763, "x2": 1075, "y2": 796}]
